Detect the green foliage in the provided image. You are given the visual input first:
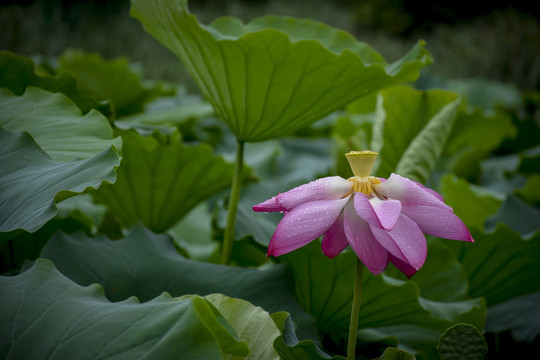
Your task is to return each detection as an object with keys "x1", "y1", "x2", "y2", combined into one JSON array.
[
  {"x1": 0, "y1": 259, "x2": 252, "y2": 359},
  {"x1": 203, "y1": 294, "x2": 281, "y2": 359},
  {"x1": 0, "y1": 87, "x2": 120, "y2": 234},
  {"x1": 486, "y1": 291, "x2": 540, "y2": 342},
  {"x1": 280, "y1": 240, "x2": 485, "y2": 353},
  {"x1": 130, "y1": 0, "x2": 432, "y2": 141},
  {"x1": 271, "y1": 312, "x2": 346, "y2": 359},
  {"x1": 92, "y1": 129, "x2": 241, "y2": 232},
  {"x1": 0, "y1": 51, "x2": 107, "y2": 114},
  {"x1": 2, "y1": 1, "x2": 539, "y2": 357},
  {"x1": 0, "y1": 129, "x2": 117, "y2": 233},
  {"x1": 371, "y1": 86, "x2": 460, "y2": 183},
  {"x1": 437, "y1": 323, "x2": 488, "y2": 360},
  {"x1": 439, "y1": 174, "x2": 502, "y2": 231},
  {"x1": 374, "y1": 347, "x2": 417, "y2": 360},
  {"x1": 39, "y1": 226, "x2": 317, "y2": 340},
  {"x1": 58, "y1": 50, "x2": 172, "y2": 117},
  {"x1": 0, "y1": 87, "x2": 121, "y2": 162}
]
